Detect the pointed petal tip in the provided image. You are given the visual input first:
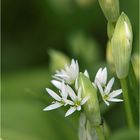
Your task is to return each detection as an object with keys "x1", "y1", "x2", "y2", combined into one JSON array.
[
  {"x1": 65, "y1": 107, "x2": 76, "y2": 117},
  {"x1": 45, "y1": 88, "x2": 49, "y2": 92},
  {"x1": 84, "y1": 70, "x2": 89, "y2": 78}
]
